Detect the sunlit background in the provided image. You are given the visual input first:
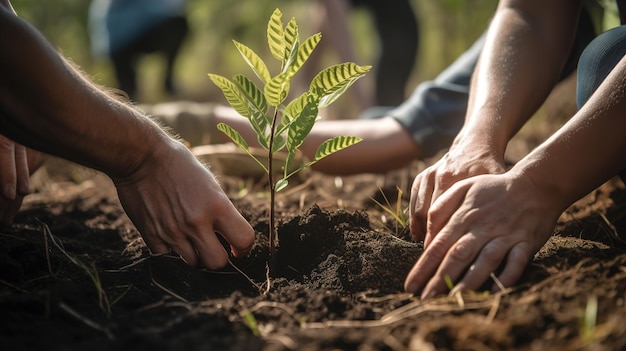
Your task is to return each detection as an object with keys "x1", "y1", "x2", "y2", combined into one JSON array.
[{"x1": 12, "y1": 0, "x2": 497, "y2": 116}]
